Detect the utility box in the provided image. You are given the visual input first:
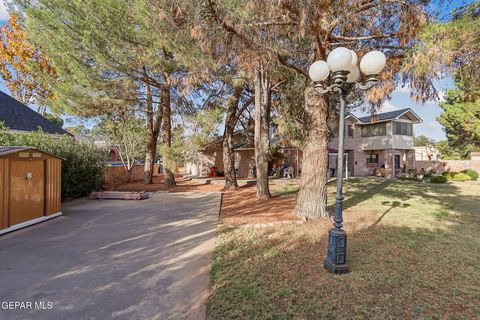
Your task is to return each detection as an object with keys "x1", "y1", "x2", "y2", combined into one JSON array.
[{"x1": 0, "y1": 147, "x2": 63, "y2": 235}]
